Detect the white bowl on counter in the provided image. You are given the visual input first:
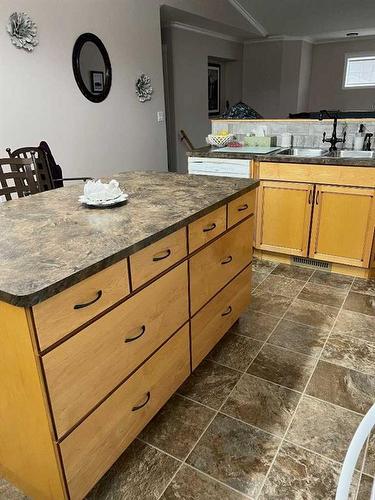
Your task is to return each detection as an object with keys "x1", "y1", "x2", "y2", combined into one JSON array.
[{"x1": 206, "y1": 134, "x2": 235, "y2": 148}]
